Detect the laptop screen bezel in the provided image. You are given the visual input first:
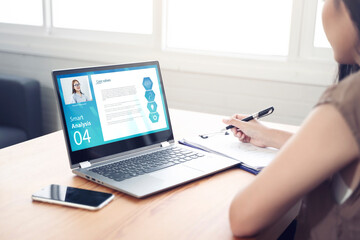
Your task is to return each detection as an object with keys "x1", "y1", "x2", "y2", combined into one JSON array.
[{"x1": 52, "y1": 61, "x2": 174, "y2": 169}]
